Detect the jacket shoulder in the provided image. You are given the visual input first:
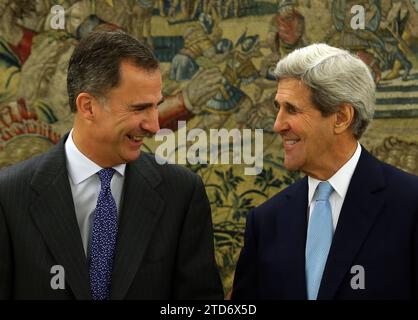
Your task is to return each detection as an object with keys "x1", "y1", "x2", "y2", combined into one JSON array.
[
  {"x1": 379, "y1": 159, "x2": 418, "y2": 194},
  {"x1": 138, "y1": 152, "x2": 201, "y2": 185},
  {"x1": 0, "y1": 152, "x2": 45, "y2": 188},
  {"x1": 252, "y1": 176, "x2": 307, "y2": 219},
  {"x1": 380, "y1": 160, "x2": 418, "y2": 181}
]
